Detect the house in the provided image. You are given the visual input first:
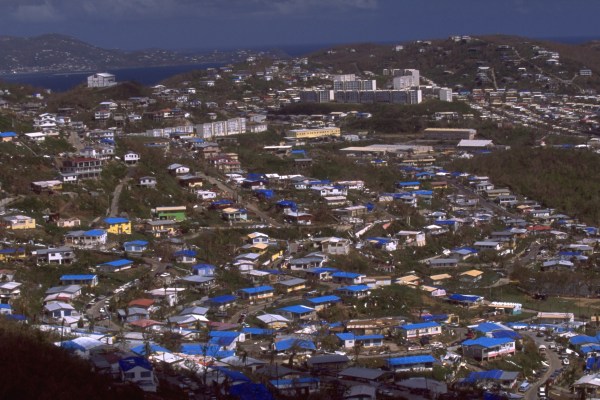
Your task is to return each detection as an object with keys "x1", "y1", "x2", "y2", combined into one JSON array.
[
  {"x1": 307, "y1": 354, "x2": 350, "y2": 373},
  {"x1": 0, "y1": 303, "x2": 12, "y2": 315},
  {"x1": 238, "y1": 285, "x2": 274, "y2": 301},
  {"x1": 145, "y1": 220, "x2": 178, "y2": 237},
  {"x1": 192, "y1": 264, "x2": 216, "y2": 277},
  {"x1": 464, "y1": 370, "x2": 520, "y2": 390},
  {"x1": 222, "y1": 208, "x2": 248, "y2": 222},
  {"x1": 209, "y1": 331, "x2": 246, "y2": 351},
  {"x1": 427, "y1": 258, "x2": 459, "y2": 268},
  {"x1": 0, "y1": 247, "x2": 26, "y2": 262},
  {"x1": 60, "y1": 157, "x2": 104, "y2": 179},
  {"x1": 429, "y1": 273, "x2": 452, "y2": 286},
  {"x1": 44, "y1": 285, "x2": 82, "y2": 303},
  {"x1": 247, "y1": 232, "x2": 269, "y2": 245},
  {"x1": 473, "y1": 241, "x2": 503, "y2": 251},
  {"x1": 460, "y1": 269, "x2": 484, "y2": 282},
  {"x1": 277, "y1": 305, "x2": 316, "y2": 321},
  {"x1": 205, "y1": 294, "x2": 237, "y2": 312},
  {"x1": 366, "y1": 237, "x2": 398, "y2": 252},
  {"x1": 332, "y1": 272, "x2": 365, "y2": 285},
  {"x1": 33, "y1": 247, "x2": 76, "y2": 265},
  {"x1": 488, "y1": 302, "x2": 522, "y2": 315},
  {"x1": 276, "y1": 278, "x2": 307, "y2": 293},
  {"x1": 338, "y1": 367, "x2": 390, "y2": 384},
  {"x1": 56, "y1": 217, "x2": 81, "y2": 228},
  {"x1": 97, "y1": 259, "x2": 134, "y2": 273},
  {"x1": 257, "y1": 314, "x2": 291, "y2": 330},
  {"x1": 124, "y1": 240, "x2": 149, "y2": 255},
  {"x1": 167, "y1": 163, "x2": 190, "y2": 176},
  {"x1": 124, "y1": 152, "x2": 140, "y2": 165},
  {"x1": 269, "y1": 377, "x2": 320, "y2": 396},
  {"x1": 0, "y1": 131, "x2": 17, "y2": 142},
  {"x1": 31, "y1": 180, "x2": 62, "y2": 194},
  {"x1": 387, "y1": 355, "x2": 437, "y2": 372},
  {"x1": 336, "y1": 333, "x2": 384, "y2": 348},
  {"x1": 397, "y1": 321, "x2": 442, "y2": 339},
  {"x1": 0, "y1": 269, "x2": 15, "y2": 282},
  {"x1": 138, "y1": 176, "x2": 157, "y2": 189},
  {"x1": 152, "y1": 206, "x2": 187, "y2": 221},
  {"x1": 60, "y1": 274, "x2": 98, "y2": 287},
  {"x1": 173, "y1": 249, "x2": 197, "y2": 264},
  {"x1": 44, "y1": 301, "x2": 77, "y2": 319},
  {"x1": 289, "y1": 253, "x2": 328, "y2": 271},
  {"x1": 336, "y1": 285, "x2": 371, "y2": 299},
  {"x1": 536, "y1": 312, "x2": 574, "y2": 324},
  {"x1": 179, "y1": 275, "x2": 215, "y2": 290},
  {"x1": 178, "y1": 174, "x2": 204, "y2": 189},
  {"x1": 0, "y1": 281, "x2": 22, "y2": 303},
  {"x1": 64, "y1": 229, "x2": 107, "y2": 248},
  {"x1": 103, "y1": 217, "x2": 132, "y2": 235},
  {"x1": 305, "y1": 295, "x2": 341, "y2": 311},
  {"x1": 119, "y1": 356, "x2": 158, "y2": 393},
  {"x1": 315, "y1": 237, "x2": 351, "y2": 255},
  {"x1": 461, "y1": 337, "x2": 516, "y2": 361},
  {"x1": 447, "y1": 293, "x2": 484, "y2": 308},
  {"x1": 1, "y1": 215, "x2": 36, "y2": 230},
  {"x1": 283, "y1": 210, "x2": 313, "y2": 225},
  {"x1": 274, "y1": 338, "x2": 316, "y2": 354}
]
